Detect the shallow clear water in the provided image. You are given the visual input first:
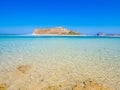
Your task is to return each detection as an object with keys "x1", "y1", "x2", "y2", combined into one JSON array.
[{"x1": 0, "y1": 35, "x2": 120, "y2": 90}]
